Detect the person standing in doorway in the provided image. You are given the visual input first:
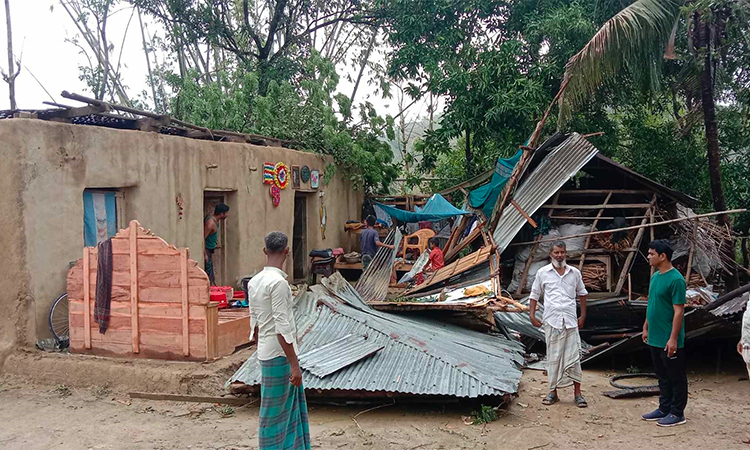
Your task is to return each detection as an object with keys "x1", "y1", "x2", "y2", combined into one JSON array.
[
  {"x1": 529, "y1": 241, "x2": 589, "y2": 408},
  {"x1": 248, "y1": 232, "x2": 310, "y2": 450},
  {"x1": 204, "y1": 203, "x2": 229, "y2": 285},
  {"x1": 641, "y1": 239, "x2": 688, "y2": 427},
  {"x1": 740, "y1": 304, "x2": 750, "y2": 444},
  {"x1": 360, "y1": 215, "x2": 393, "y2": 270}
]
